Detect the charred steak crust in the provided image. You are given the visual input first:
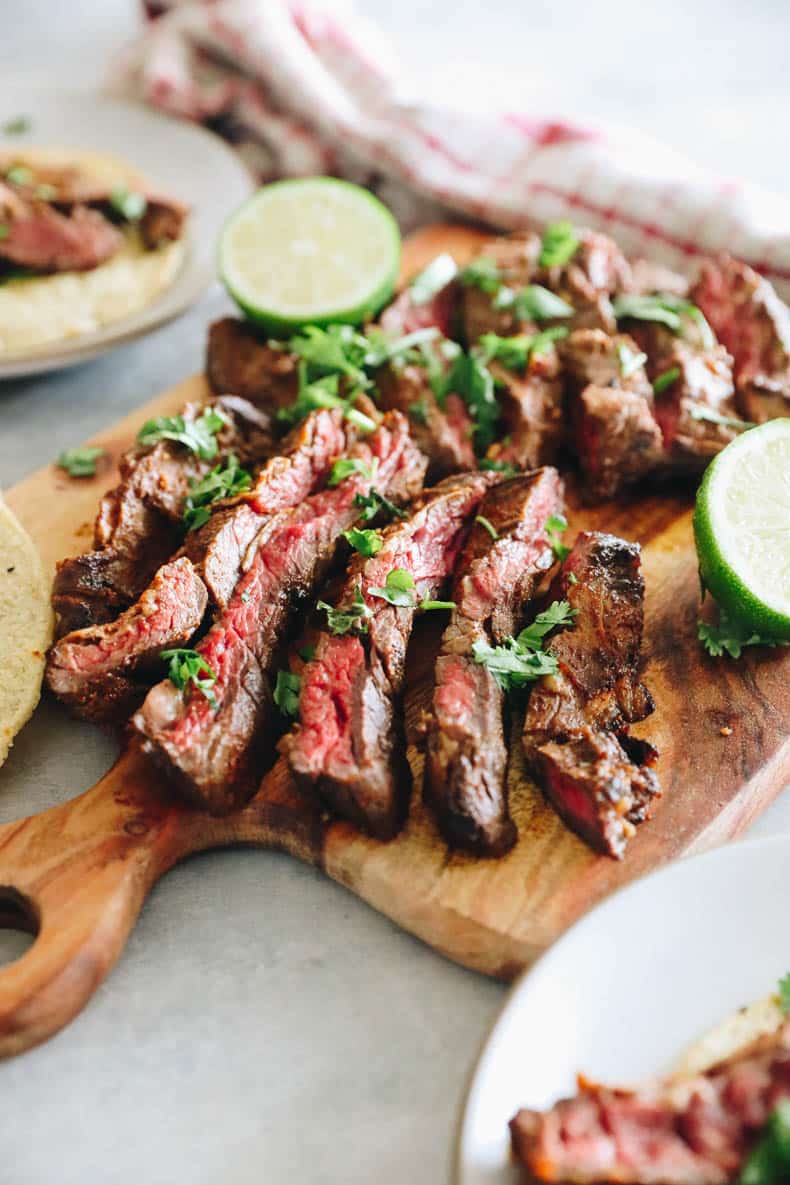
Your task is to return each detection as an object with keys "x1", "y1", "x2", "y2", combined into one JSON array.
[
  {"x1": 375, "y1": 359, "x2": 476, "y2": 478},
  {"x1": 287, "y1": 471, "x2": 492, "y2": 840},
  {"x1": 522, "y1": 531, "x2": 659, "y2": 858},
  {"x1": 510, "y1": 1022, "x2": 790, "y2": 1185},
  {"x1": 205, "y1": 317, "x2": 300, "y2": 412},
  {"x1": 133, "y1": 412, "x2": 426, "y2": 815},
  {"x1": 51, "y1": 396, "x2": 272, "y2": 636},
  {"x1": 424, "y1": 469, "x2": 564, "y2": 856},
  {"x1": 486, "y1": 350, "x2": 566, "y2": 471},
  {"x1": 46, "y1": 557, "x2": 208, "y2": 724}
]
